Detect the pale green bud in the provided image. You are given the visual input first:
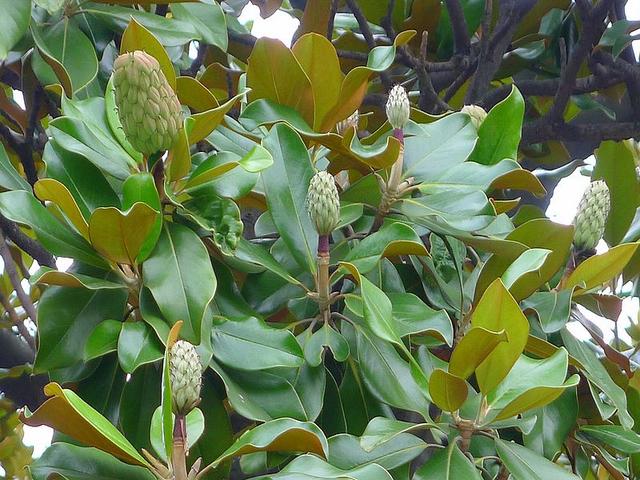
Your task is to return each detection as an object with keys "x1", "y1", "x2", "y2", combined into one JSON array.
[
  {"x1": 336, "y1": 110, "x2": 359, "y2": 136},
  {"x1": 306, "y1": 171, "x2": 340, "y2": 236},
  {"x1": 113, "y1": 51, "x2": 182, "y2": 155},
  {"x1": 169, "y1": 340, "x2": 202, "y2": 416},
  {"x1": 461, "y1": 104, "x2": 488, "y2": 129},
  {"x1": 573, "y1": 180, "x2": 610, "y2": 252},
  {"x1": 386, "y1": 85, "x2": 410, "y2": 130}
]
